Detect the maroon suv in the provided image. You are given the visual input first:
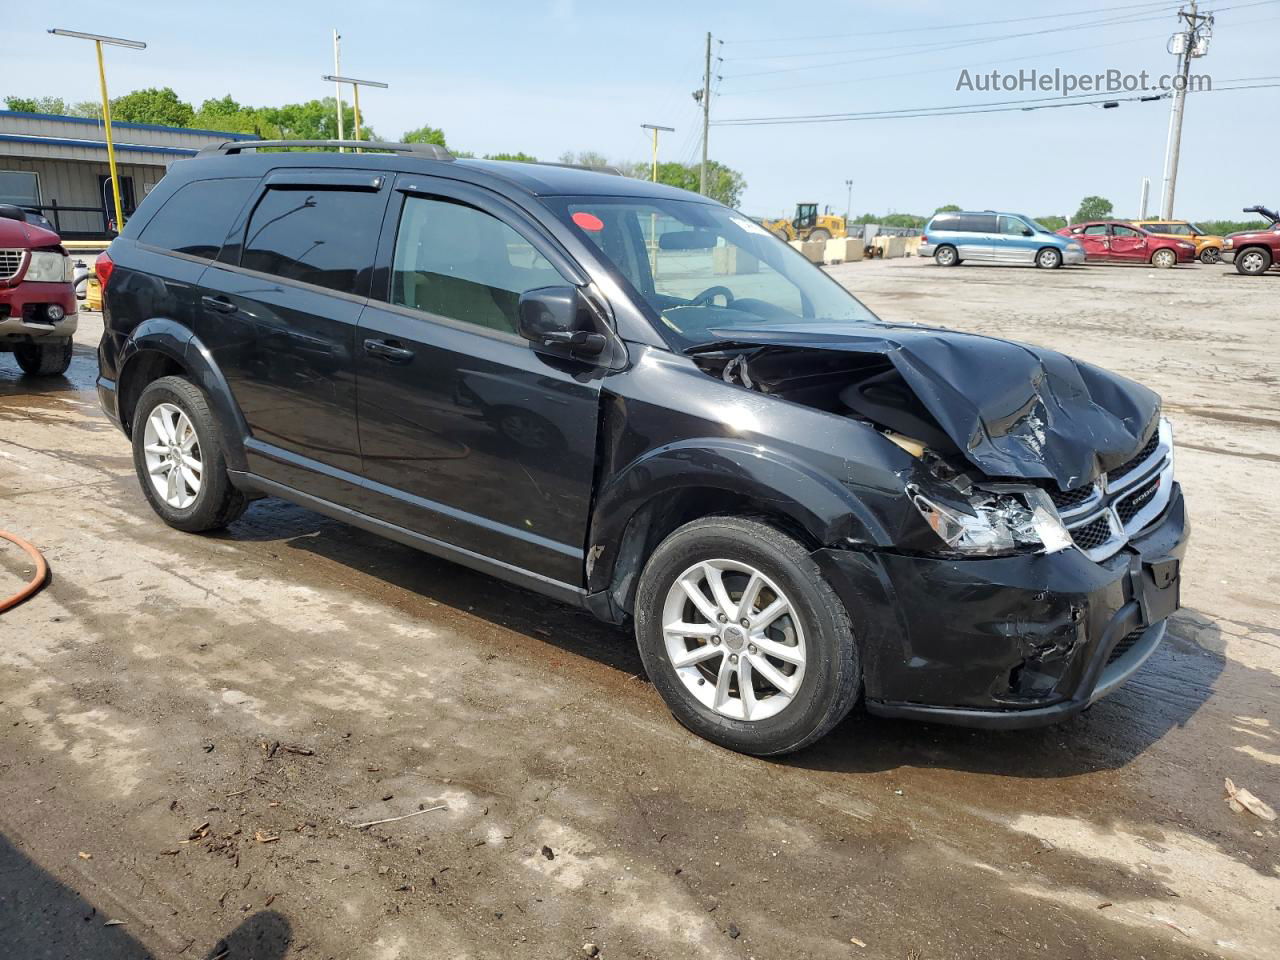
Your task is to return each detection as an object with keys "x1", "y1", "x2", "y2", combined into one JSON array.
[
  {"x1": 1057, "y1": 221, "x2": 1196, "y2": 267},
  {"x1": 0, "y1": 204, "x2": 78, "y2": 375}
]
